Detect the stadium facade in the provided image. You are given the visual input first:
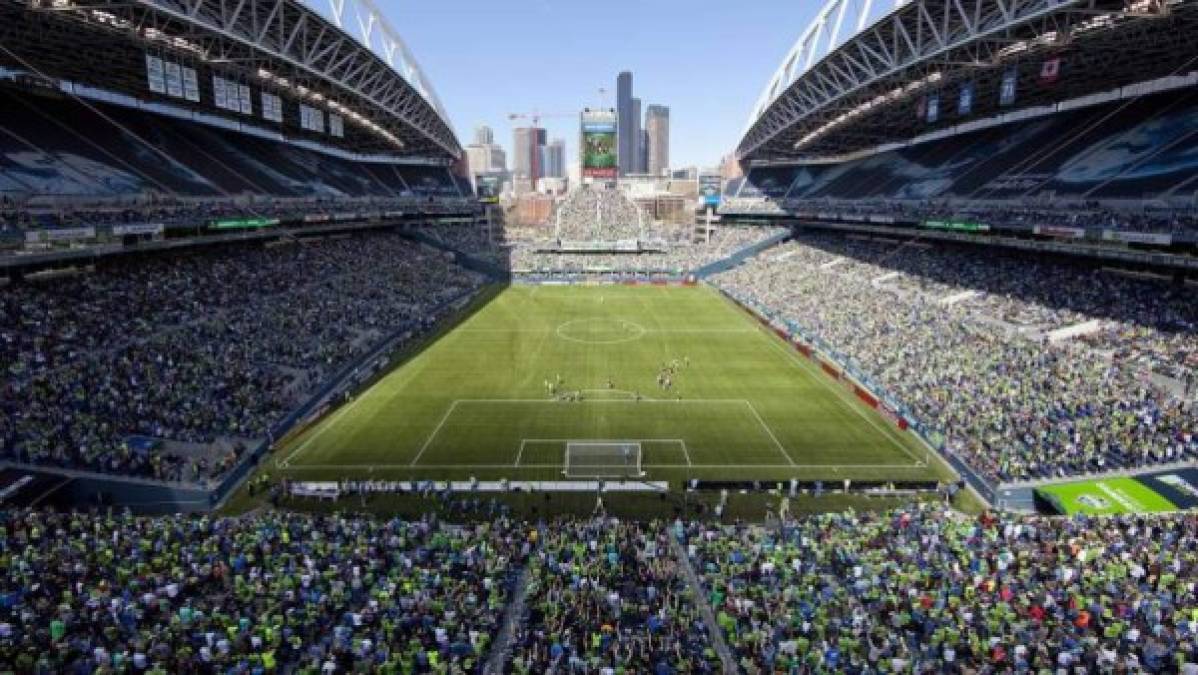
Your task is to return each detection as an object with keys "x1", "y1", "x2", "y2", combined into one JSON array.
[{"x1": 720, "y1": 0, "x2": 1198, "y2": 511}]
